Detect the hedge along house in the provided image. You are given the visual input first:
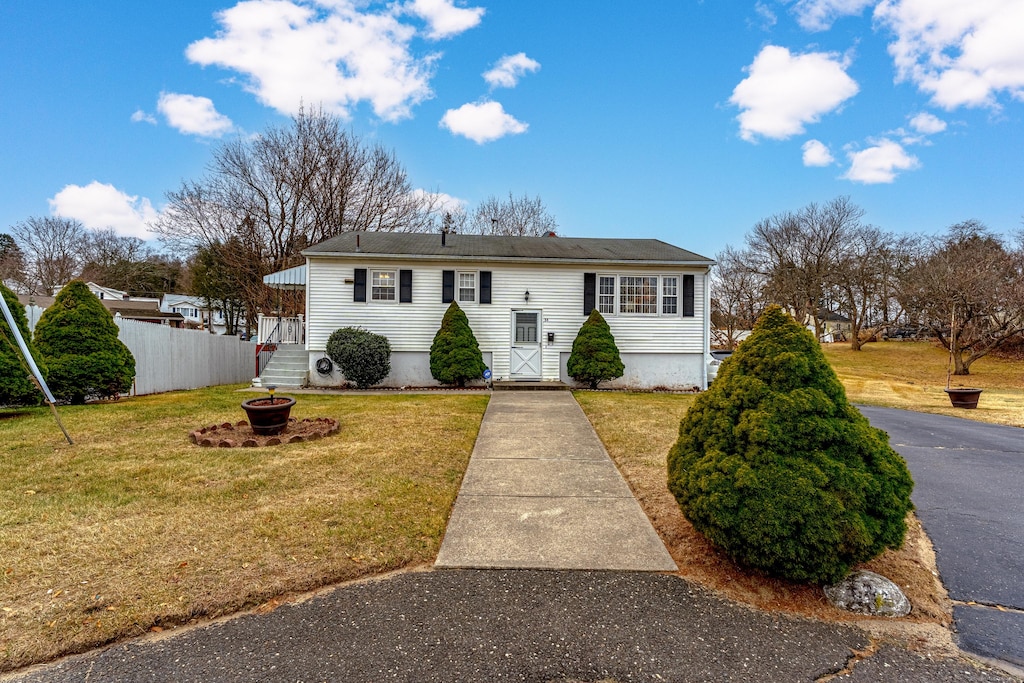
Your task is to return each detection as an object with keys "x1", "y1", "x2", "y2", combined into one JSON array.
[{"x1": 298, "y1": 231, "x2": 715, "y2": 390}]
